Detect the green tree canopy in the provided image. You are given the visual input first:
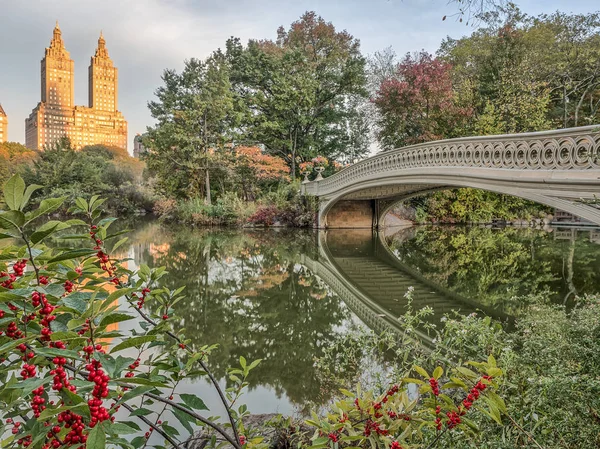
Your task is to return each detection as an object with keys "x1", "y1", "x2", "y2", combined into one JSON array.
[
  {"x1": 145, "y1": 54, "x2": 237, "y2": 202},
  {"x1": 227, "y1": 11, "x2": 369, "y2": 176}
]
